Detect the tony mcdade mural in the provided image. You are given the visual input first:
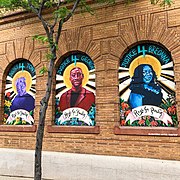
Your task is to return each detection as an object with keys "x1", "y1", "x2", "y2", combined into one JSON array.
[
  {"x1": 4, "y1": 60, "x2": 36, "y2": 125},
  {"x1": 55, "y1": 53, "x2": 96, "y2": 126},
  {"x1": 119, "y1": 42, "x2": 177, "y2": 127}
]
